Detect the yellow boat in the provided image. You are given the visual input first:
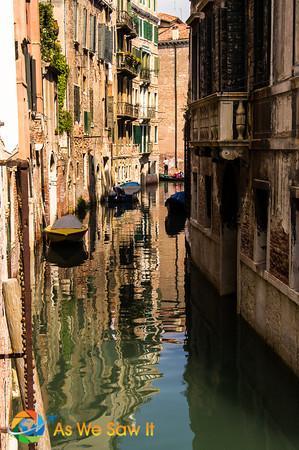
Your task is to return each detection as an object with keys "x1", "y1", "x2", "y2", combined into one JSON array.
[{"x1": 44, "y1": 215, "x2": 88, "y2": 243}]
